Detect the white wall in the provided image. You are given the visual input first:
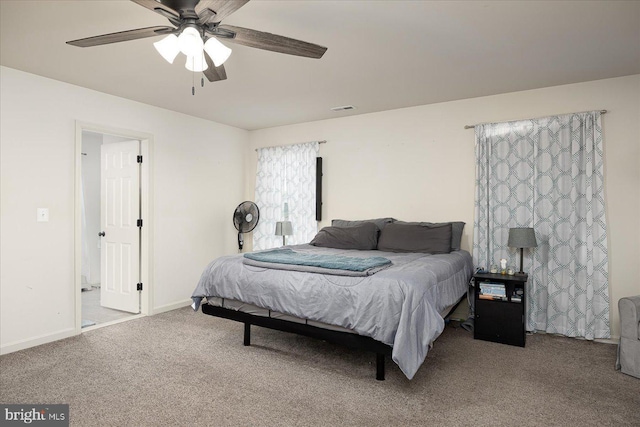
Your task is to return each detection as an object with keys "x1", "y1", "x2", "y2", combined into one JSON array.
[
  {"x1": 0, "y1": 66, "x2": 248, "y2": 353},
  {"x1": 246, "y1": 75, "x2": 640, "y2": 339},
  {"x1": 2, "y1": 67, "x2": 637, "y2": 352}
]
